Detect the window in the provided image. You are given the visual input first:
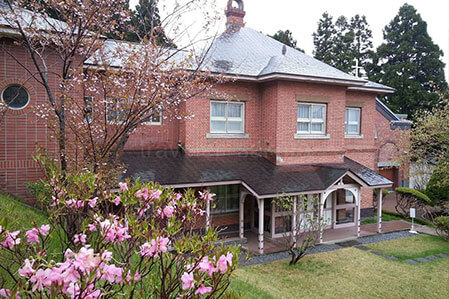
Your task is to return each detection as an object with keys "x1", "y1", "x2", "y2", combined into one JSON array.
[
  {"x1": 83, "y1": 96, "x2": 94, "y2": 123},
  {"x1": 210, "y1": 101, "x2": 244, "y2": 134},
  {"x1": 147, "y1": 113, "x2": 162, "y2": 125},
  {"x1": 209, "y1": 184, "x2": 240, "y2": 214},
  {"x1": 297, "y1": 103, "x2": 326, "y2": 135},
  {"x1": 1, "y1": 84, "x2": 30, "y2": 110},
  {"x1": 107, "y1": 98, "x2": 127, "y2": 123},
  {"x1": 345, "y1": 107, "x2": 361, "y2": 135}
]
